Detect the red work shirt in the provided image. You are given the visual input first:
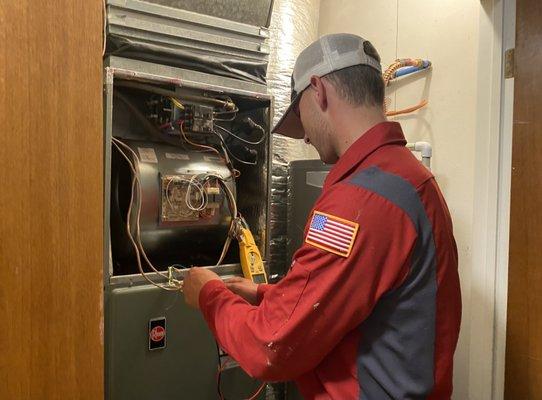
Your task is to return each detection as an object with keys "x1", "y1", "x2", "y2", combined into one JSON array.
[{"x1": 200, "y1": 122, "x2": 461, "y2": 399}]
